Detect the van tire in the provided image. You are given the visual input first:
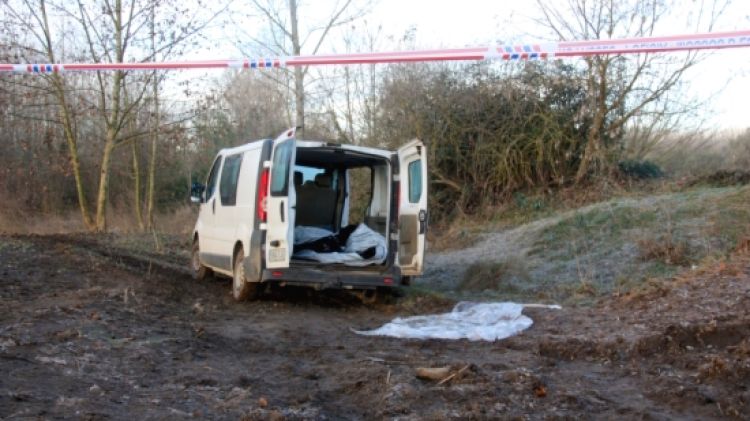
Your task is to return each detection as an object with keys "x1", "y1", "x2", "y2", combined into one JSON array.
[
  {"x1": 191, "y1": 240, "x2": 212, "y2": 281},
  {"x1": 232, "y1": 248, "x2": 257, "y2": 301}
]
